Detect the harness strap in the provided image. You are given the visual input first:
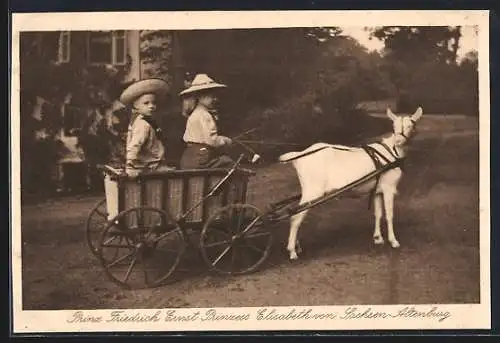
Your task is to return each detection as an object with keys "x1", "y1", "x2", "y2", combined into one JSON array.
[
  {"x1": 377, "y1": 141, "x2": 400, "y2": 160},
  {"x1": 282, "y1": 145, "x2": 353, "y2": 162},
  {"x1": 376, "y1": 142, "x2": 406, "y2": 172},
  {"x1": 362, "y1": 146, "x2": 384, "y2": 169},
  {"x1": 361, "y1": 146, "x2": 383, "y2": 209},
  {"x1": 362, "y1": 145, "x2": 403, "y2": 210}
]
